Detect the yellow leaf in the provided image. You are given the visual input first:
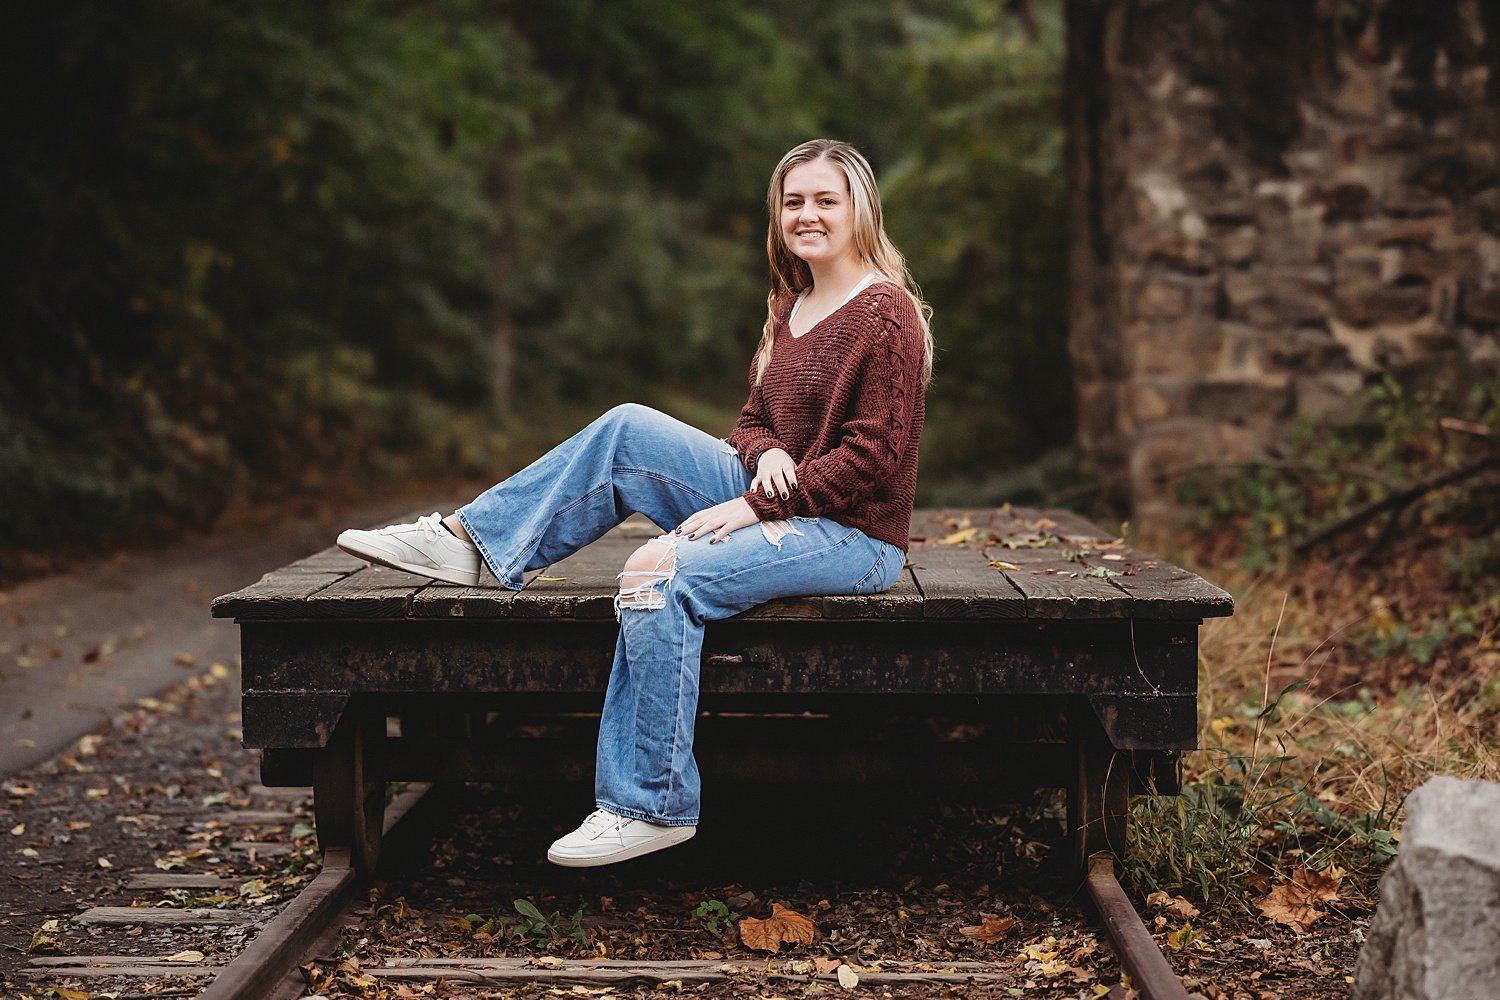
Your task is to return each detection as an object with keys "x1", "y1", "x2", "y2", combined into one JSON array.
[
  {"x1": 1165, "y1": 923, "x2": 1195, "y2": 951},
  {"x1": 941, "y1": 528, "x2": 978, "y2": 545},
  {"x1": 837, "y1": 964, "x2": 859, "y2": 989},
  {"x1": 28, "y1": 931, "x2": 63, "y2": 954},
  {"x1": 738, "y1": 902, "x2": 815, "y2": 952},
  {"x1": 9, "y1": 824, "x2": 22, "y2": 836},
  {"x1": 97, "y1": 856, "x2": 113, "y2": 869},
  {"x1": 166, "y1": 950, "x2": 205, "y2": 964},
  {"x1": 53, "y1": 989, "x2": 90, "y2": 1000},
  {"x1": 988, "y1": 560, "x2": 1020, "y2": 571}
]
